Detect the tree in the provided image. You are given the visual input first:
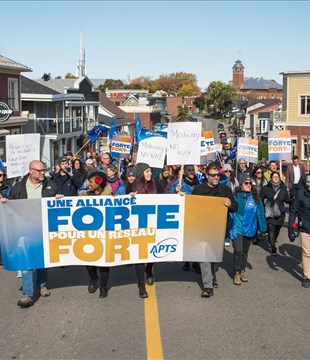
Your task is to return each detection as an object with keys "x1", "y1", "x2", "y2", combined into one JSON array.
[
  {"x1": 99, "y1": 79, "x2": 125, "y2": 90},
  {"x1": 173, "y1": 105, "x2": 191, "y2": 122},
  {"x1": 55, "y1": 75, "x2": 62, "y2": 79},
  {"x1": 206, "y1": 81, "x2": 237, "y2": 115},
  {"x1": 42, "y1": 73, "x2": 51, "y2": 81},
  {"x1": 193, "y1": 94, "x2": 207, "y2": 113},
  {"x1": 65, "y1": 73, "x2": 77, "y2": 79},
  {"x1": 126, "y1": 76, "x2": 155, "y2": 91},
  {"x1": 178, "y1": 83, "x2": 197, "y2": 97}
]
